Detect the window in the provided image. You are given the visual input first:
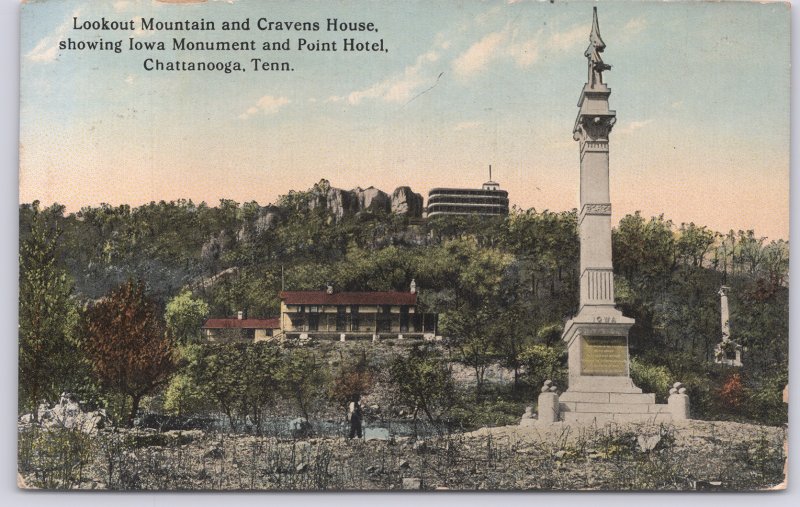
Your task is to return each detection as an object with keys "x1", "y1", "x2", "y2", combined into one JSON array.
[
  {"x1": 351, "y1": 305, "x2": 359, "y2": 331},
  {"x1": 336, "y1": 306, "x2": 347, "y2": 332},
  {"x1": 400, "y1": 306, "x2": 409, "y2": 333},
  {"x1": 377, "y1": 305, "x2": 392, "y2": 333}
]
